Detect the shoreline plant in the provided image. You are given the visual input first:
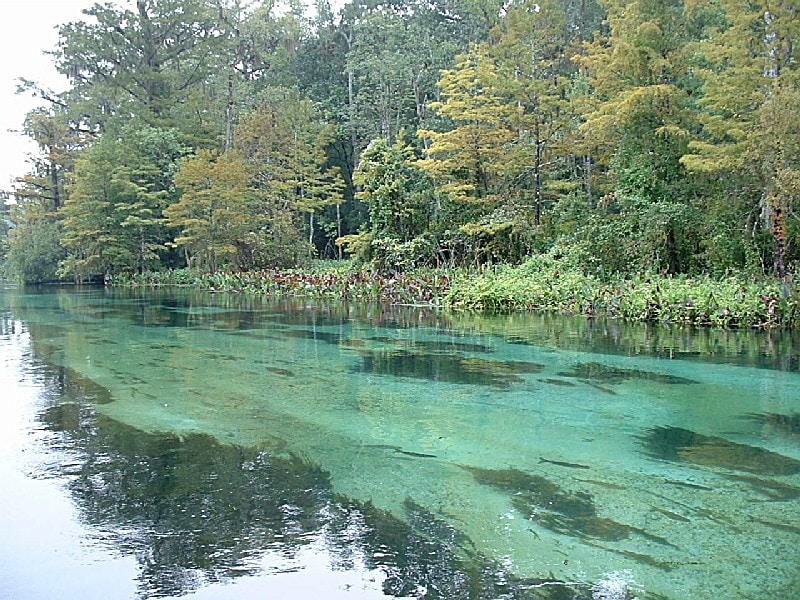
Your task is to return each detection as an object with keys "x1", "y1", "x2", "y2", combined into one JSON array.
[{"x1": 111, "y1": 257, "x2": 800, "y2": 329}]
